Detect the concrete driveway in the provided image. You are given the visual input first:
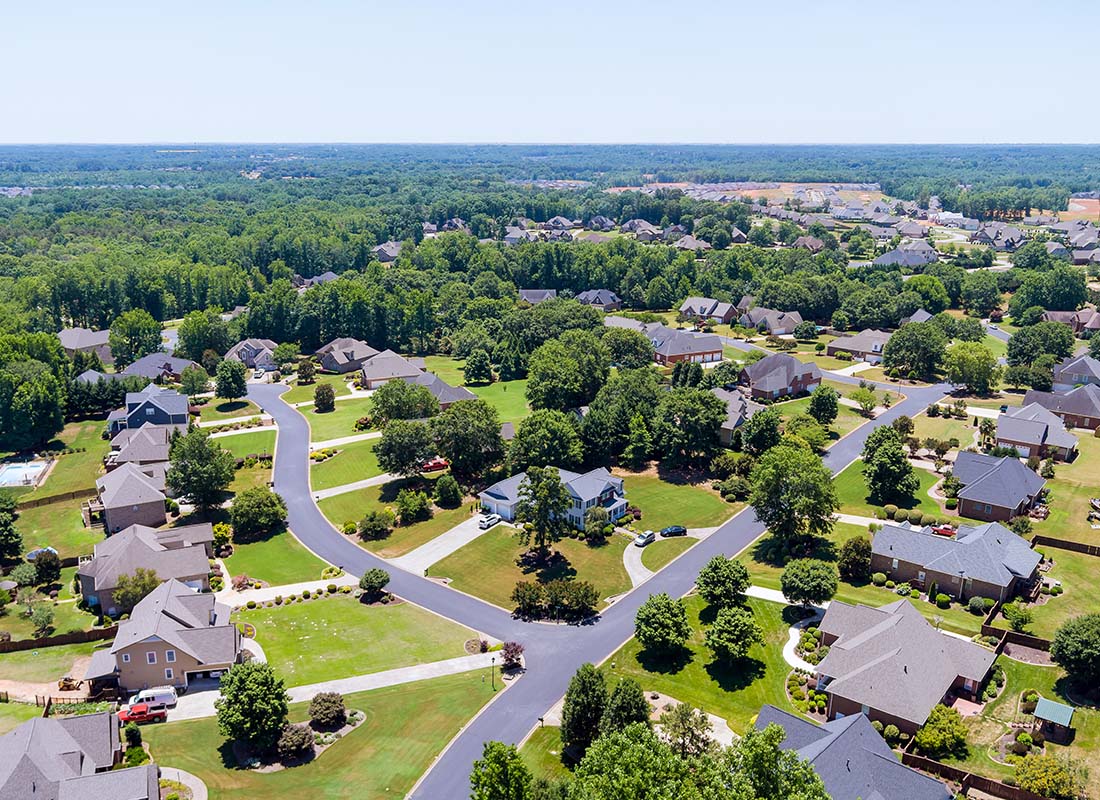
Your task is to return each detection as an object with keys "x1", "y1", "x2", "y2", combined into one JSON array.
[{"x1": 391, "y1": 513, "x2": 492, "y2": 574}]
